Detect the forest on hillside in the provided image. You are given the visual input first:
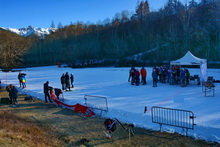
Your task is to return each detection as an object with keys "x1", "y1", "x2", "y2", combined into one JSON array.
[
  {"x1": 0, "y1": 28, "x2": 31, "y2": 71},
  {"x1": 2, "y1": 0, "x2": 220, "y2": 69}
]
